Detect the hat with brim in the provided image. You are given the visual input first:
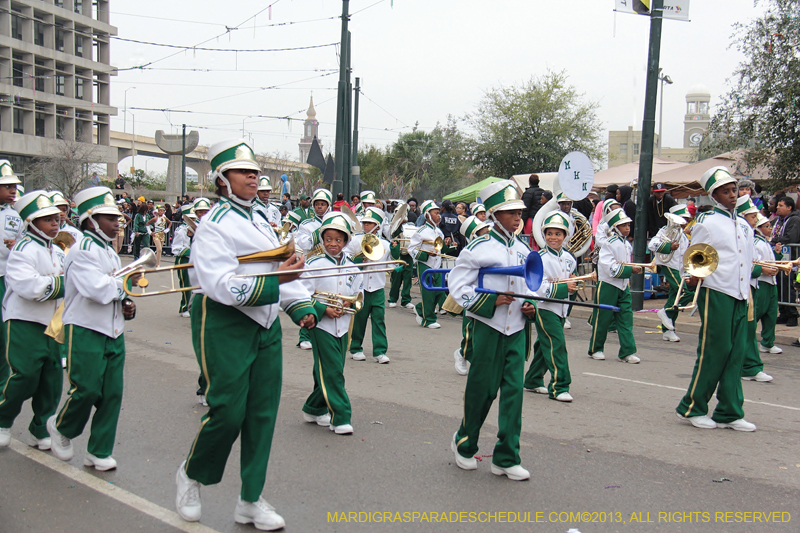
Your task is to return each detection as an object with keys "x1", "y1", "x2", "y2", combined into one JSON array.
[
  {"x1": 480, "y1": 180, "x2": 525, "y2": 213},
  {"x1": 420, "y1": 200, "x2": 440, "y2": 217},
  {"x1": 460, "y1": 215, "x2": 490, "y2": 240},
  {"x1": 756, "y1": 213, "x2": 770, "y2": 227},
  {"x1": 299, "y1": 194, "x2": 310, "y2": 200},
  {"x1": 193, "y1": 197, "x2": 212, "y2": 212},
  {"x1": 208, "y1": 139, "x2": 261, "y2": 174},
  {"x1": 735, "y1": 194, "x2": 759, "y2": 217},
  {"x1": 606, "y1": 208, "x2": 632, "y2": 229},
  {"x1": 602, "y1": 198, "x2": 621, "y2": 217},
  {"x1": 654, "y1": 183, "x2": 667, "y2": 192},
  {"x1": 258, "y1": 177, "x2": 273, "y2": 191},
  {"x1": 556, "y1": 191, "x2": 573, "y2": 204},
  {"x1": 319, "y1": 212, "x2": 352, "y2": 242},
  {"x1": 541, "y1": 211, "x2": 571, "y2": 235},
  {"x1": 700, "y1": 166, "x2": 737, "y2": 195},
  {"x1": 311, "y1": 188, "x2": 332, "y2": 206},
  {"x1": 286, "y1": 210, "x2": 303, "y2": 227},
  {"x1": 74, "y1": 187, "x2": 122, "y2": 224},
  {"x1": 0, "y1": 160, "x2": 22, "y2": 185},
  {"x1": 669, "y1": 204, "x2": 691, "y2": 219},
  {"x1": 15, "y1": 190, "x2": 61, "y2": 224},
  {"x1": 48, "y1": 191, "x2": 70, "y2": 207},
  {"x1": 362, "y1": 206, "x2": 385, "y2": 227},
  {"x1": 665, "y1": 212, "x2": 688, "y2": 226},
  {"x1": 360, "y1": 190, "x2": 377, "y2": 204},
  {"x1": 471, "y1": 203, "x2": 486, "y2": 215}
]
